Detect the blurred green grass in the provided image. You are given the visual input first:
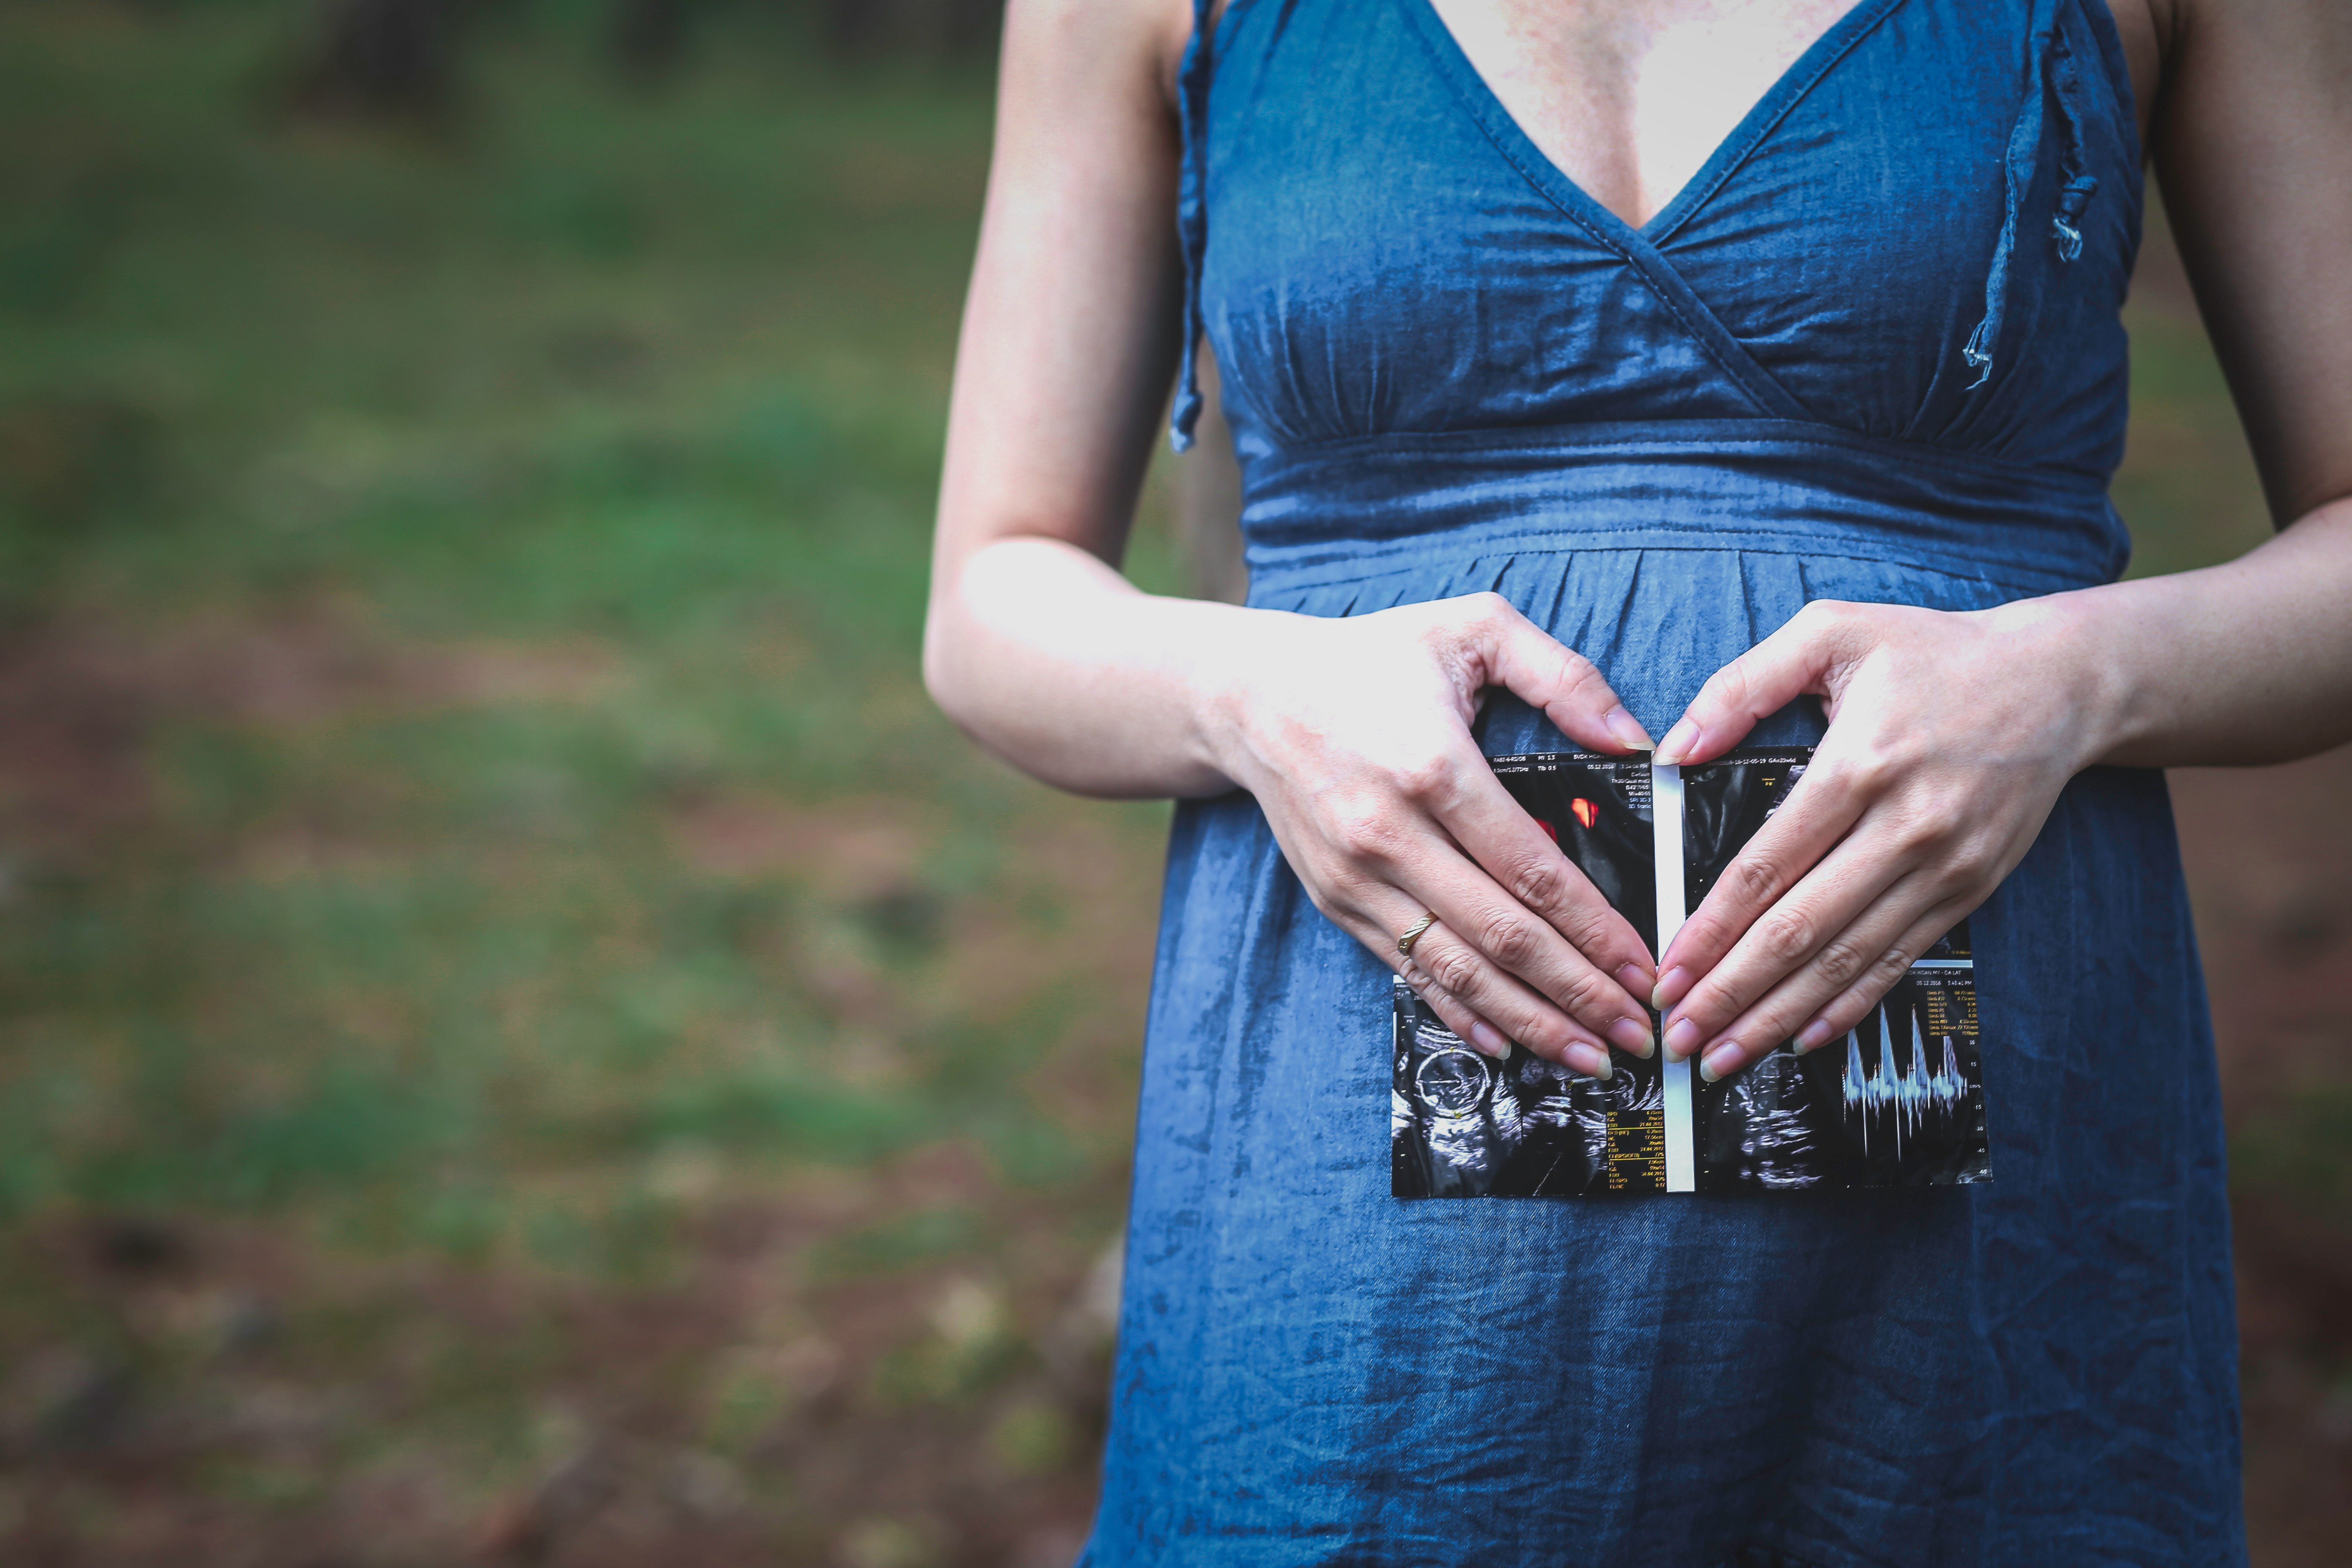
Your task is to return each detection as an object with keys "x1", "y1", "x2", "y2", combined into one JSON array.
[
  {"x1": 1, "y1": 10, "x2": 1174, "y2": 1553},
  {"x1": 0, "y1": 1, "x2": 1182, "y2": 1262}
]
